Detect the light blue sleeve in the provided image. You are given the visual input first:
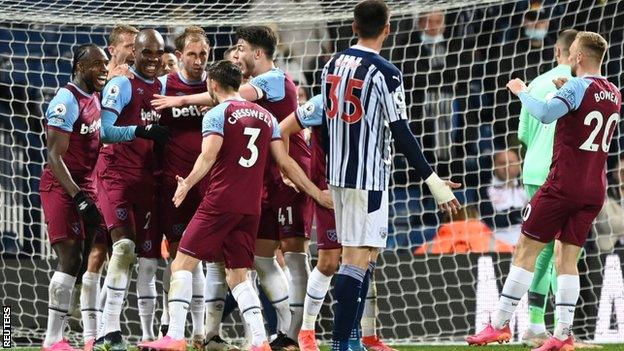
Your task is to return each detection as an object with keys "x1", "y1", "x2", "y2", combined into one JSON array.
[
  {"x1": 45, "y1": 88, "x2": 79, "y2": 132},
  {"x1": 296, "y1": 94, "x2": 323, "y2": 128},
  {"x1": 518, "y1": 91, "x2": 571, "y2": 124},
  {"x1": 202, "y1": 102, "x2": 228, "y2": 136},
  {"x1": 250, "y1": 69, "x2": 286, "y2": 102},
  {"x1": 158, "y1": 75, "x2": 168, "y2": 95},
  {"x1": 100, "y1": 110, "x2": 137, "y2": 143},
  {"x1": 99, "y1": 76, "x2": 136, "y2": 143},
  {"x1": 552, "y1": 77, "x2": 592, "y2": 112},
  {"x1": 271, "y1": 116, "x2": 281, "y2": 139},
  {"x1": 101, "y1": 76, "x2": 132, "y2": 115}
]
